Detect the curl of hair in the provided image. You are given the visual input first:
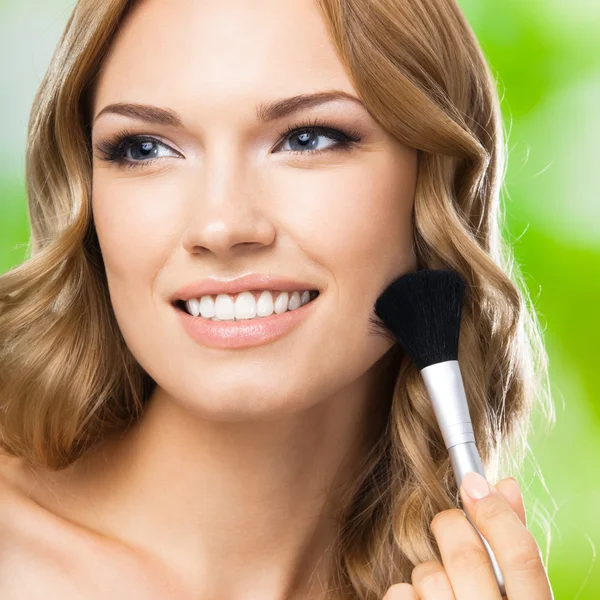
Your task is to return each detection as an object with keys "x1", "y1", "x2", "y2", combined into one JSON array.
[{"x1": 0, "y1": 0, "x2": 554, "y2": 598}]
